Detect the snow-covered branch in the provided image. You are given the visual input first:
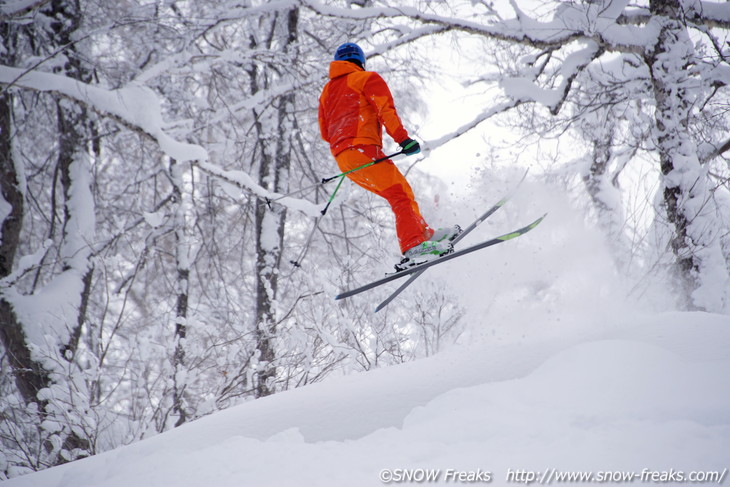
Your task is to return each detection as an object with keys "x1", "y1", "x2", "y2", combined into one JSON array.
[
  {"x1": 194, "y1": 161, "x2": 322, "y2": 218},
  {"x1": 367, "y1": 24, "x2": 451, "y2": 59},
  {"x1": 0, "y1": 65, "x2": 207, "y2": 162},
  {"x1": 0, "y1": 65, "x2": 324, "y2": 218},
  {"x1": 688, "y1": 1, "x2": 730, "y2": 29},
  {"x1": 502, "y1": 41, "x2": 604, "y2": 114},
  {"x1": 425, "y1": 99, "x2": 523, "y2": 151},
  {"x1": 300, "y1": 0, "x2": 651, "y2": 53},
  {"x1": 703, "y1": 137, "x2": 730, "y2": 163},
  {"x1": 0, "y1": 0, "x2": 50, "y2": 19},
  {"x1": 300, "y1": 0, "x2": 581, "y2": 48}
]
